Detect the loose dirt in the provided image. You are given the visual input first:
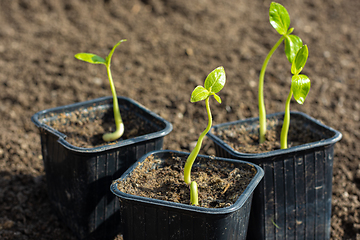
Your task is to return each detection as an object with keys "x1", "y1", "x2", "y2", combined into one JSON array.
[
  {"x1": 117, "y1": 153, "x2": 256, "y2": 208},
  {"x1": 0, "y1": 0, "x2": 359, "y2": 239}
]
